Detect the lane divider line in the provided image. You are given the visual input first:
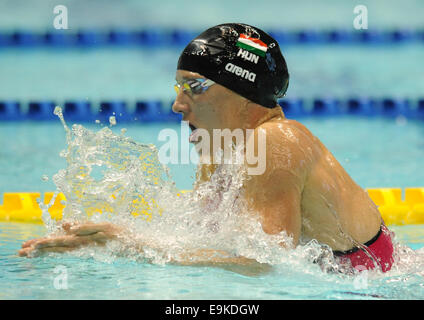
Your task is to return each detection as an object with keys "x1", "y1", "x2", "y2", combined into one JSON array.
[
  {"x1": 1, "y1": 98, "x2": 423, "y2": 122},
  {"x1": 1, "y1": 188, "x2": 423, "y2": 225}
]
